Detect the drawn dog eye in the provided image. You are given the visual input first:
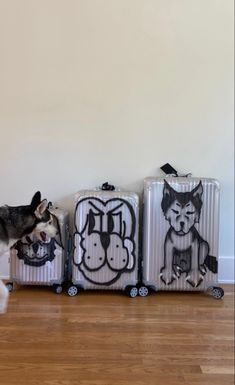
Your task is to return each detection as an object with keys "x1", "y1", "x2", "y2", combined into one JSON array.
[
  {"x1": 171, "y1": 209, "x2": 179, "y2": 214},
  {"x1": 186, "y1": 211, "x2": 195, "y2": 215}
]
